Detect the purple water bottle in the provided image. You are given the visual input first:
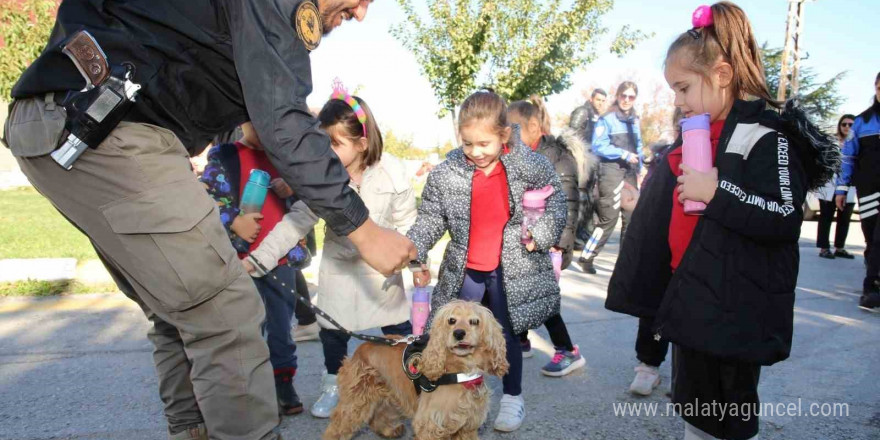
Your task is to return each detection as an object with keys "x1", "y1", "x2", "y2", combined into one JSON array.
[
  {"x1": 521, "y1": 185, "x2": 555, "y2": 245},
  {"x1": 680, "y1": 113, "x2": 713, "y2": 215}
]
